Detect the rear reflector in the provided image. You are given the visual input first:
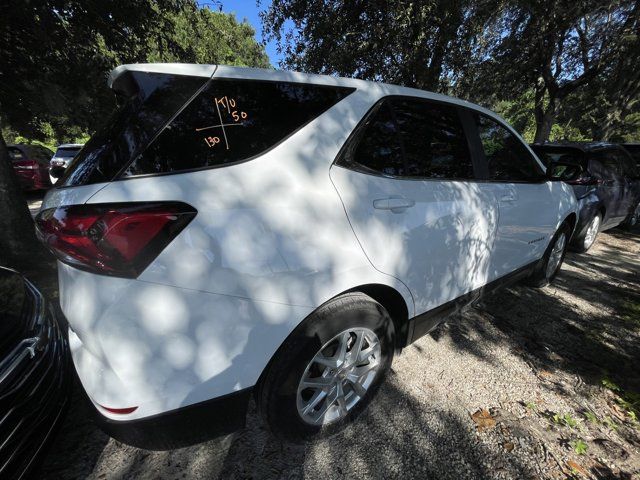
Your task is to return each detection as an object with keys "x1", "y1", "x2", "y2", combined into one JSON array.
[
  {"x1": 97, "y1": 404, "x2": 138, "y2": 415},
  {"x1": 13, "y1": 160, "x2": 39, "y2": 170},
  {"x1": 36, "y1": 202, "x2": 197, "y2": 278}
]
